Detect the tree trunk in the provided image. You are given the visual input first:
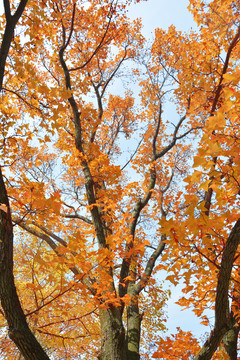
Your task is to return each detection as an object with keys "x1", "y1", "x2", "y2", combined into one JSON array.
[
  {"x1": 126, "y1": 285, "x2": 141, "y2": 360},
  {"x1": 222, "y1": 313, "x2": 239, "y2": 360},
  {"x1": 223, "y1": 328, "x2": 238, "y2": 360},
  {"x1": 98, "y1": 307, "x2": 126, "y2": 360},
  {"x1": 0, "y1": 168, "x2": 50, "y2": 360}
]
